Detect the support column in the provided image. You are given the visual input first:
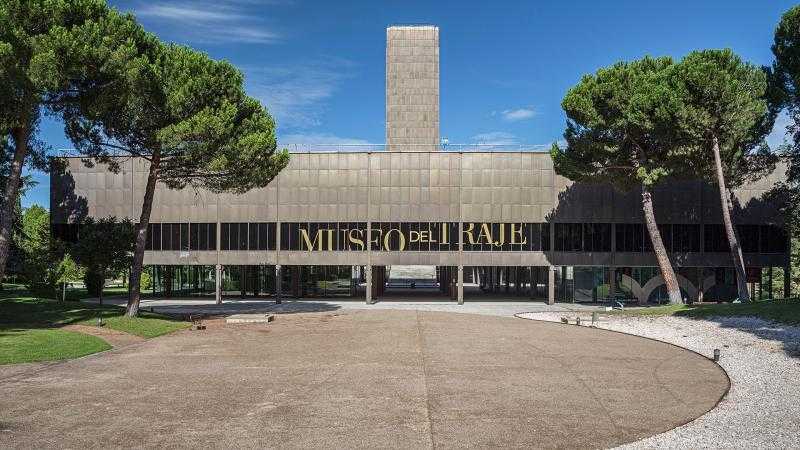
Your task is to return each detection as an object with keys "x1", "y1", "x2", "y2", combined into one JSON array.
[
  {"x1": 768, "y1": 266, "x2": 773, "y2": 300},
  {"x1": 785, "y1": 264, "x2": 791, "y2": 299},
  {"x1": 548, "y1": 266, "x2": 555, "y2": 305},
  {"x1": 457, "y1": 265, "x2": 464, "y2": 305},
  {"x1": 215, "y1": 264, "x2": 222, "y2": 305},
  {"x1": 275, "y1": 265, "x2": 282, "y2": 304},
  {"x1": 609, "y1": 266, "x2": 616, "y2": 300},
  {"x1": 697, "y1": 267, "x2": 704, "y2": 303},
  {"x1": 366, "y1": 265, "x2": 372, "y2": 304}
]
